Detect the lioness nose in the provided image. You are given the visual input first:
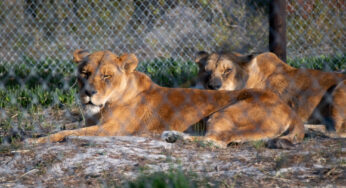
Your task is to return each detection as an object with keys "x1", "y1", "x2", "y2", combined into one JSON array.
[
  {"x1": 208, "y1": 81, "x2": 221, "y2": 90},
  {"x1": 208, "y1": 83, "x2": 221, "y2": 90},
  {"x1": 208, "y1": 77, "x2": 222, "y2": 90},
  {"x1": 85, "y1": 89, "x2": 97, "y2": 96}
]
